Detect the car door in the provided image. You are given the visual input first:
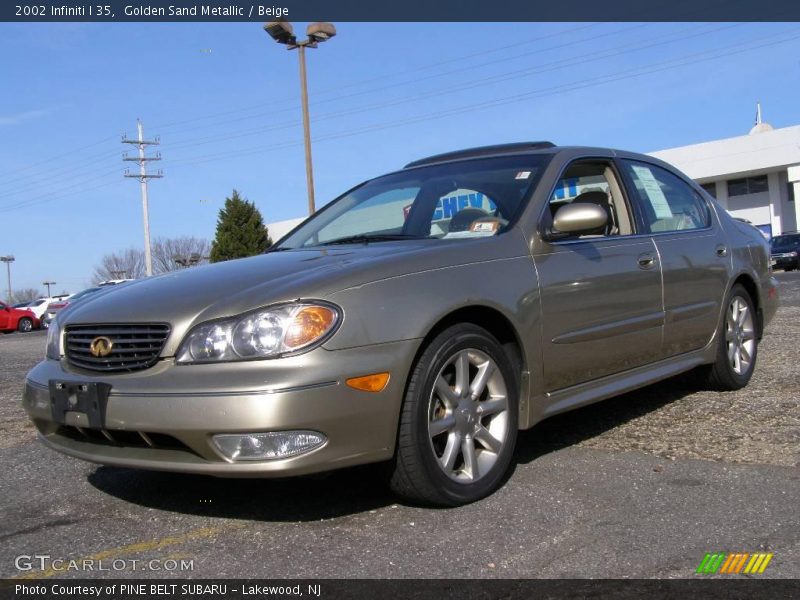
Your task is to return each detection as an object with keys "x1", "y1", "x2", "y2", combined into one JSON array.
[
  {"x1": 533, "y1": 158, "x2": 665, "y2": 392},
  {"x1": 0, "y1": 303, "x2": 8, "y2": 330},
  {"x1": 618, "y1": 159, "x2": 729, "y2": 357}
]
